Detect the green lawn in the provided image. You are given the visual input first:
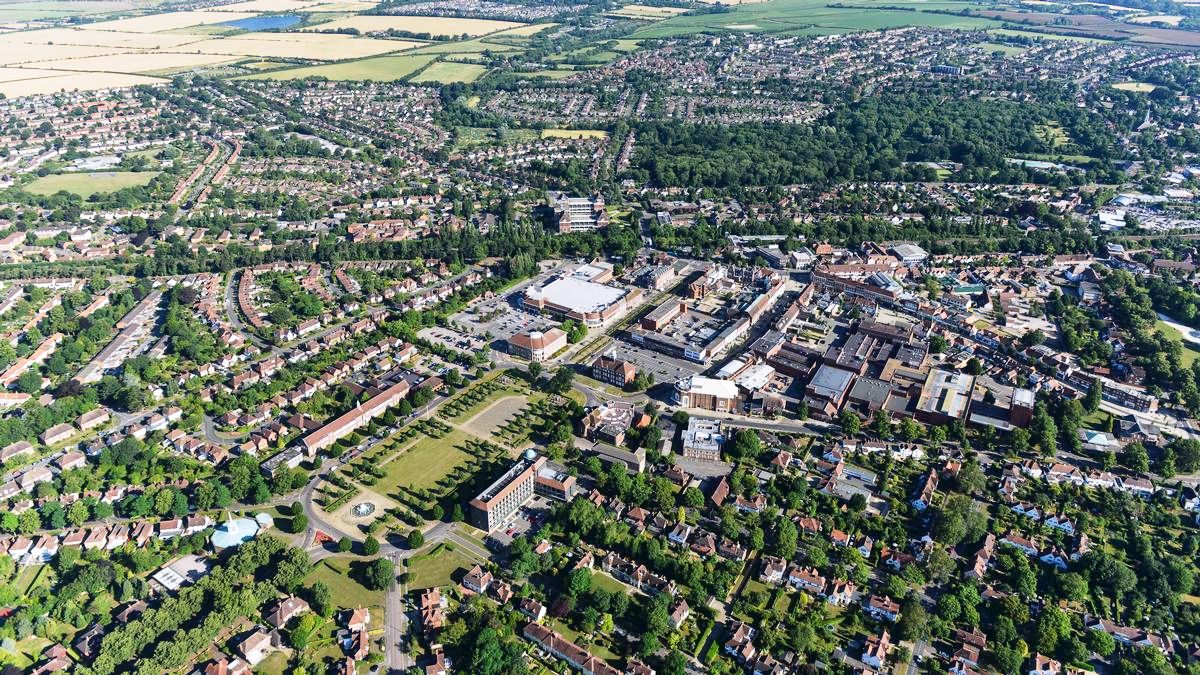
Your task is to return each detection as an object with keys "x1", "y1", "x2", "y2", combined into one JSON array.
[
  {"x1": 241, "y1": 54, "x2": 437, "y2": 81},
  {"x1": 1155, "y1": 318, "x2": 1200, "y2": 367},
  {"x1": 379, "y1": 428, "x2": 478, "y2": 491},
  {"x1": 23, "y1": 171, "x2": 158, "y2": 197},
  {"x1": 592, "y1": 571, "x2": 631, "y2": 595},
  {"x1": 412, "y1": 61, "x2": 489, "y2": 83},
  {"x1": 305, "y1": 558, "x2": 385, "y2": 611},
  {"x1": 406, "y1": 545, "x2": 478, "y2": 588},
  {"x1": 254, "y1": 650, "x2": 291, "y2": 675}
]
